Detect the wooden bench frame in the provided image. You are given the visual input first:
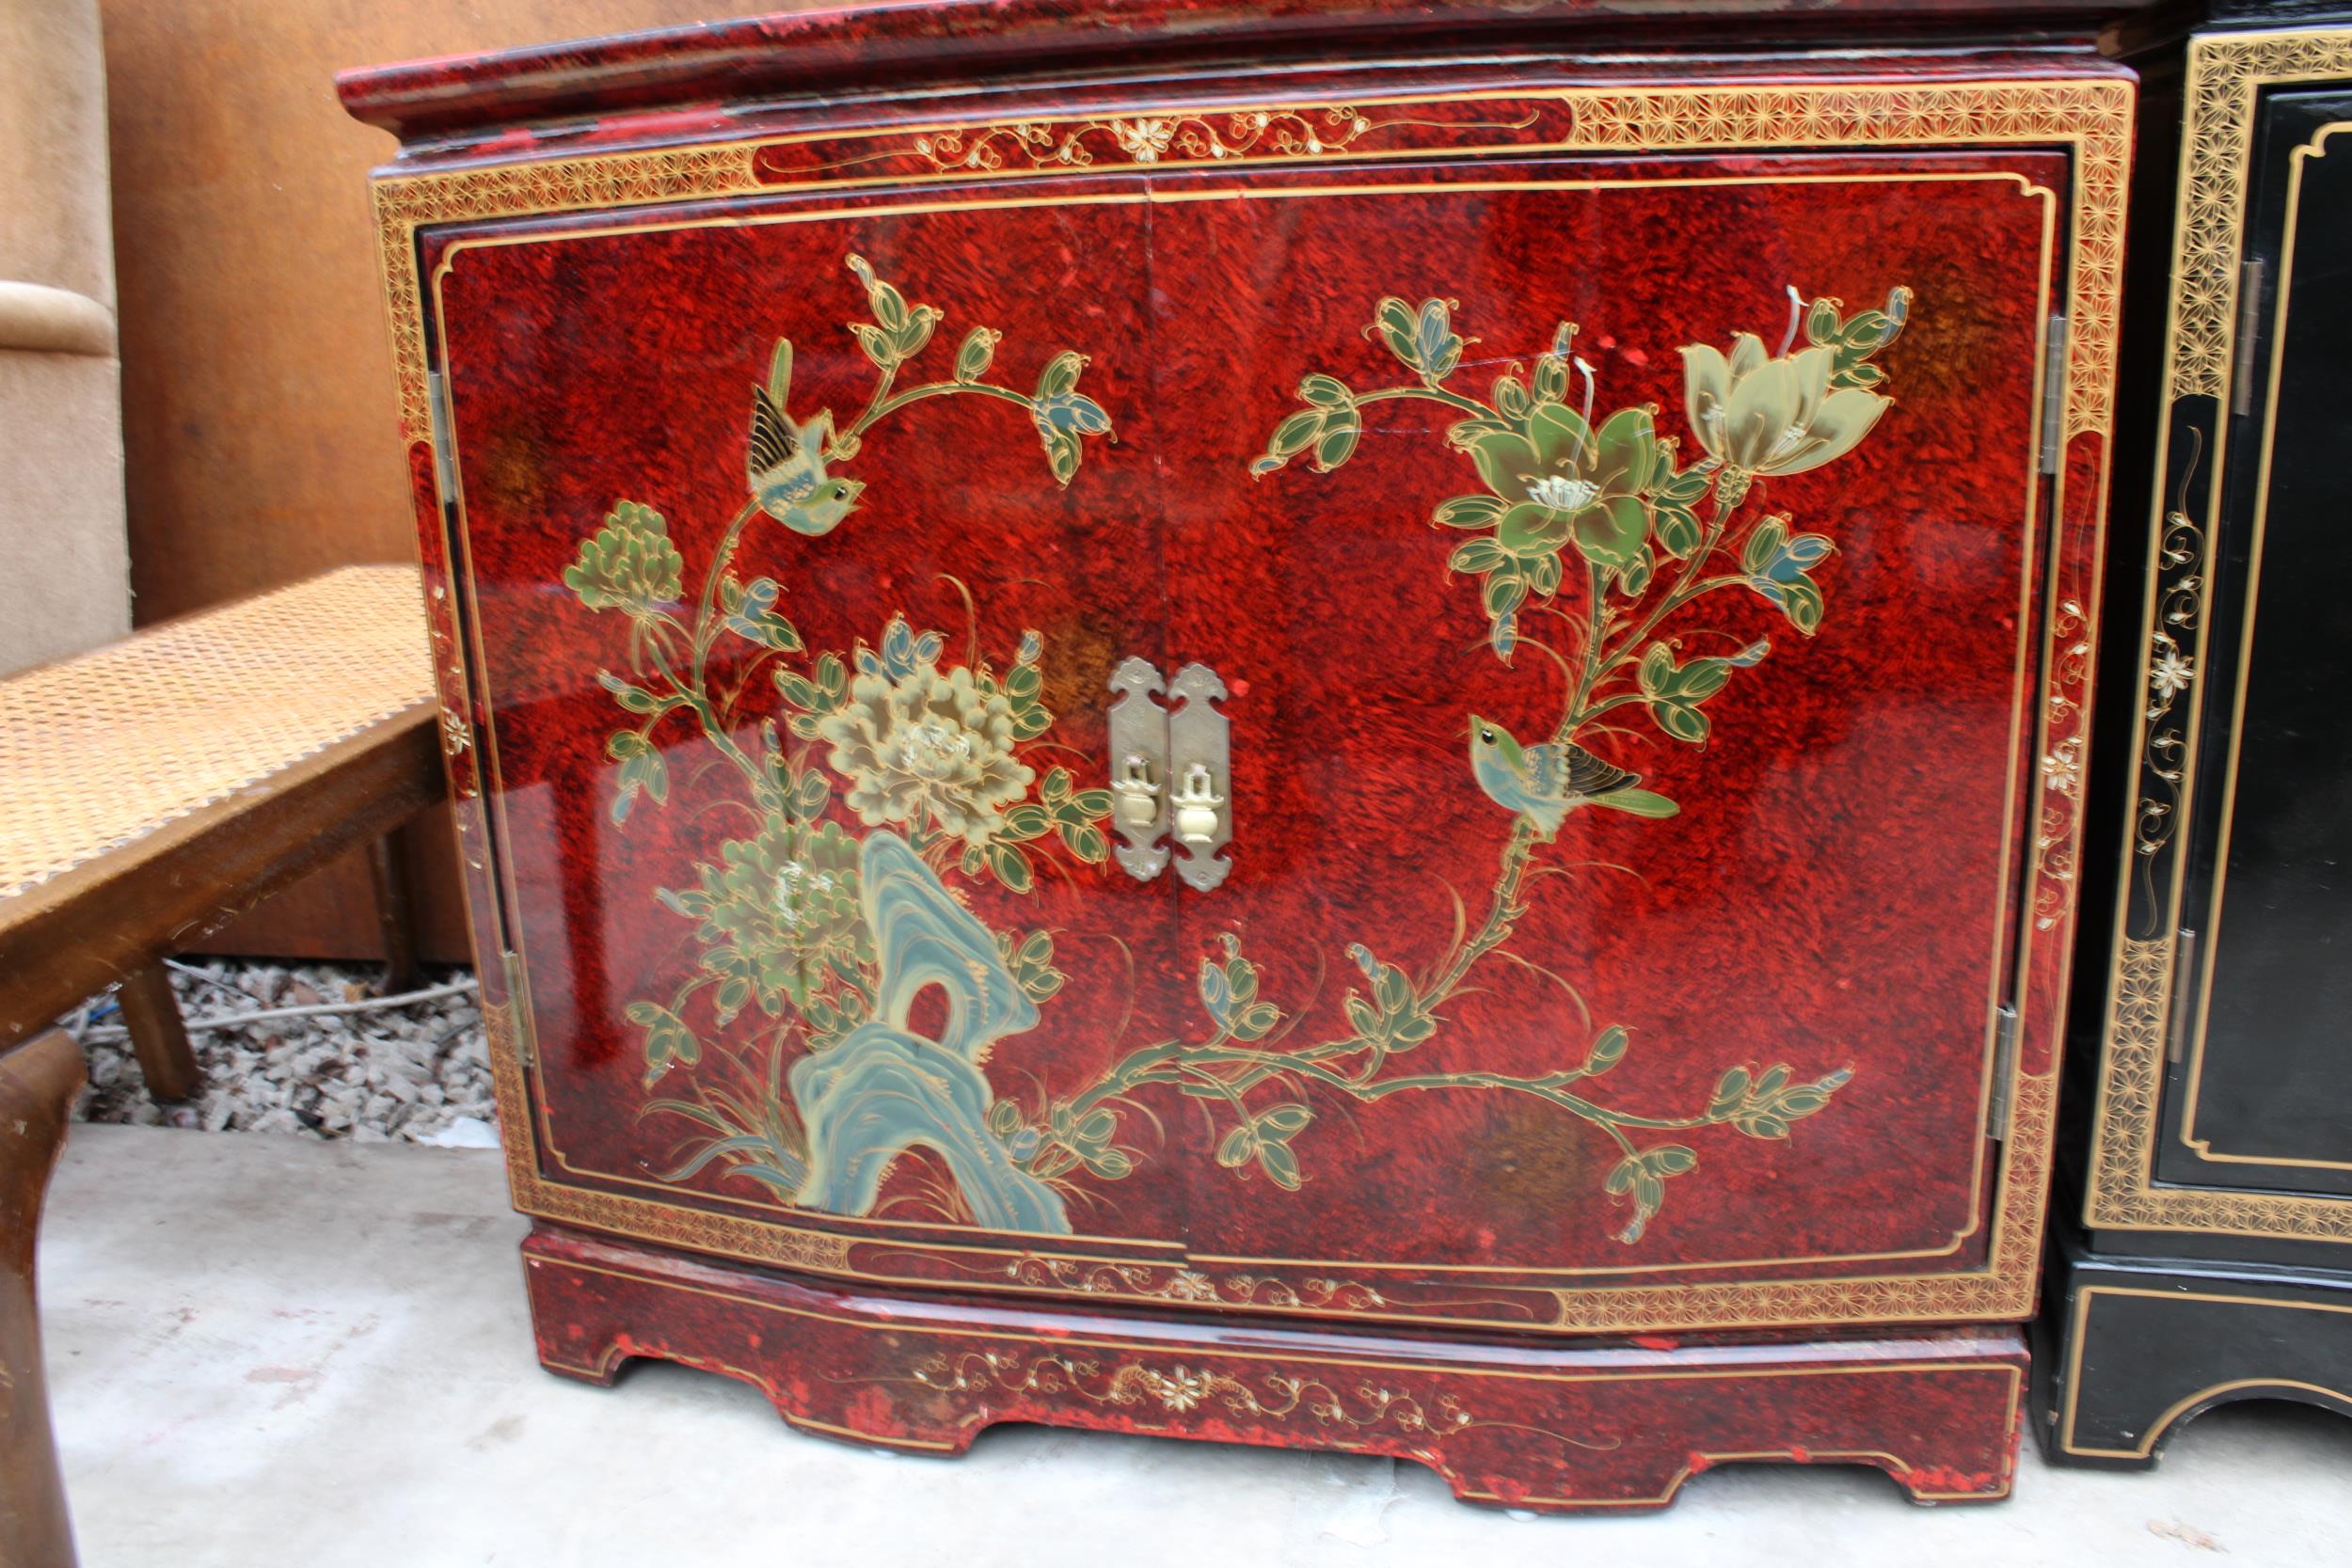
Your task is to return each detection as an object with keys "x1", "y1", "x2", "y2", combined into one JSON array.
[{"x1": 0, "y1": 587, "x2": 445, "y2": 1568}]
